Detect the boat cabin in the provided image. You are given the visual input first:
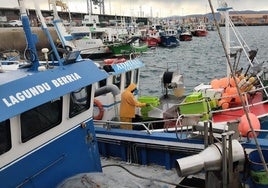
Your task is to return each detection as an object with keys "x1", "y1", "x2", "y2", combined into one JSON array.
[
  {"x1": 0, "y1": 57, "x2": 108, "y2": 187},
  {"x1": 94, "y1": 57, "x2": 145, "y2": 121}
]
